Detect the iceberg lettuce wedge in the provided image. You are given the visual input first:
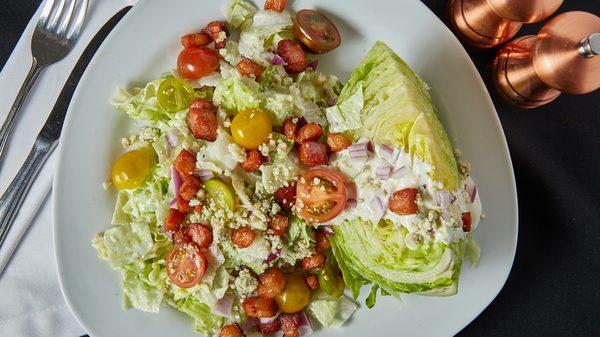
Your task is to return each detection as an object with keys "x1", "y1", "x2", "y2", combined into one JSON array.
[{"x1": 328, "y1": 42, "x2": 465, "y2": 300}]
